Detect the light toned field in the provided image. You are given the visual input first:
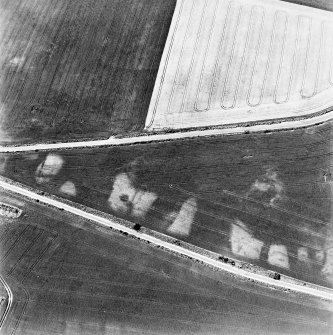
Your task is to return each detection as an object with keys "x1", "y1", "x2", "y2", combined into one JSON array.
[{"x1": 146, "y1": 0, "x2": 333, "y2": 131}]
